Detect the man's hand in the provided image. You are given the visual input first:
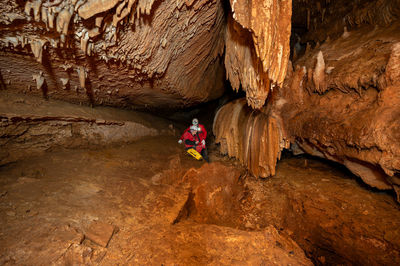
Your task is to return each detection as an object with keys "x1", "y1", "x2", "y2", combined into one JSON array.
[
  {"x1": 195, "y1": 141, "x2": 199, "y2": 144},
  {"x1": 178, "y1": 139, "x2": 182, "y2": 144},
  {"x1": 201, "y1": 139, "x2": 205, "y2": 146}
]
